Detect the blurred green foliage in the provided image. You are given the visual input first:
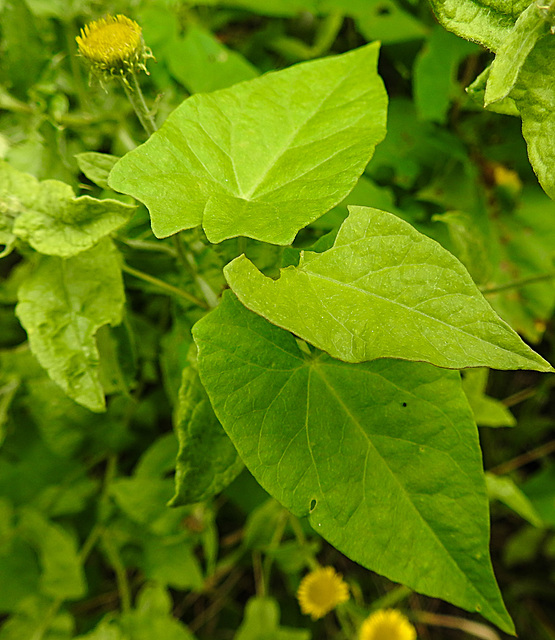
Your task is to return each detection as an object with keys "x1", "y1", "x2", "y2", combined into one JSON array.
[{"x1": 1, "y1": 1, "x2": 555, "y2": 639}]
